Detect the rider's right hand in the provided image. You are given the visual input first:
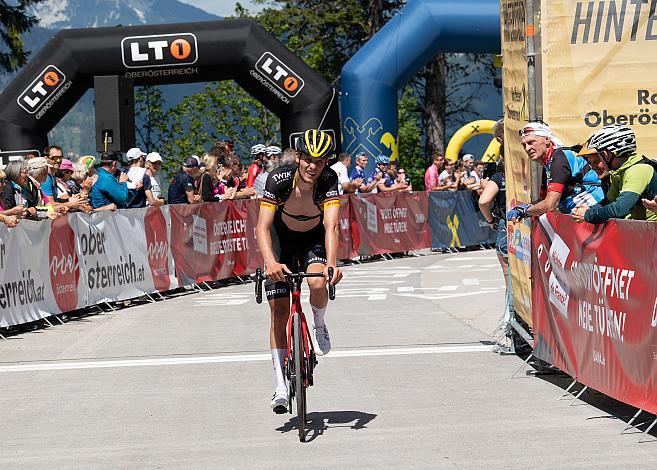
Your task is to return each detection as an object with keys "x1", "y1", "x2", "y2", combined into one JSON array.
[{"x1": 265, "y1": 260, "x2": 292, "y2": 283}]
